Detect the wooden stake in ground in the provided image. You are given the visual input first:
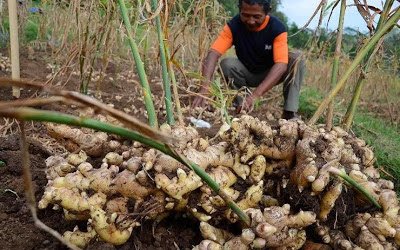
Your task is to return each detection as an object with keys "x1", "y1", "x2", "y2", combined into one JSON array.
[{"x1": 7, "y1": 0, "x2": 21, "y2": 98}]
